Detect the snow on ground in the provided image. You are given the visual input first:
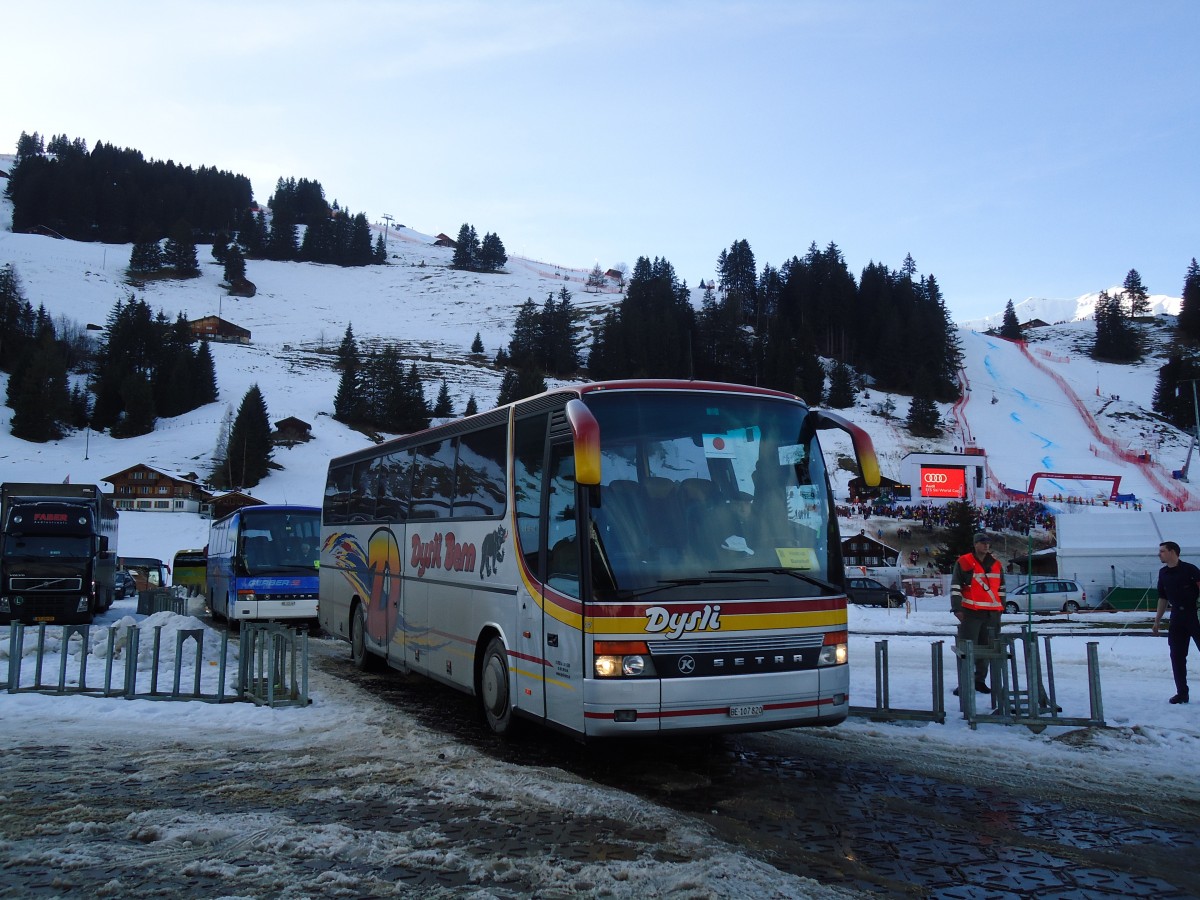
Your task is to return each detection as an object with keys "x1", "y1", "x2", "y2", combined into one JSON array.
[{"x1": 3, "y1": 159, "x2": 1200, "y2": 892}]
